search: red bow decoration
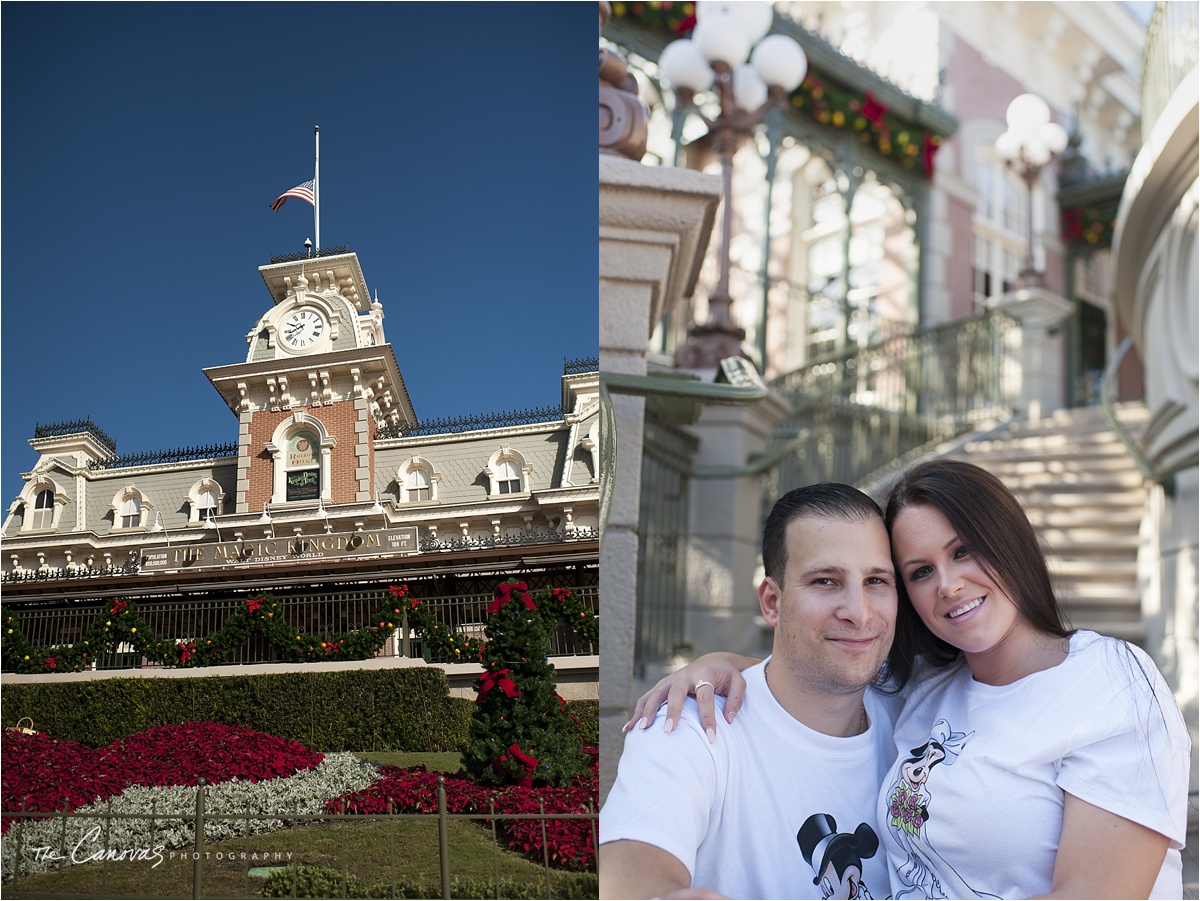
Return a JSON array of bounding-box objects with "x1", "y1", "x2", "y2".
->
[
  {"x1": 476, "y1": 669, "x2": 522, "y2": 704},
  {"x1": 389, "y1": 584, "x2": 408, "y2": 597},
  {"x1": 178, "y1": 641, "x2": 195, "y2": 664},
  {"x1": 862, "y1": 92, "x2": 889, "y2": 132},
  {"x1": 110, "y1": 600, "x2": 128, "y2": 615},
  {"x1": 487, "y1": 581, "x2": 537, "y2": 615},
  {"x1": 556, "y1": 692, "x2": 580, "y2": 723},
  {"x1": 247, "y1": 597, "x2": 264, "y2": 613},
  {"x1": 923, "y1": 133, "x2": 941, "y2": 178},
  {"x1": 508, "y1": 743, "x2": 538, "y2": 788},
  {"x1": 45, "y1": 657, "x2": 57, "y2": 671}
]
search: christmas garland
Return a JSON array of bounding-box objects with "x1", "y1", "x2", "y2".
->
[
  {"x1": 610, "y1": 3, "x2": 946, "y2": 176},
  {"x1": 1, "y1": 582, "x2": 598, "y2": 675},
  {"x1": 1061, "y1": 201, "x2": 1118, "y2": 247},
  {"x1": 398, "y1": 583, "x2": 598, "y2": 666},
  {"x1": 0, "y1": 588, "x2": 413, "y2": 674}
]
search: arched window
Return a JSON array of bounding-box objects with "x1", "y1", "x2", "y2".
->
[
  {"x1": 496, "y1": 460, "x2": 521, "y2": 495},
  {"x1": 264, "y1": 413, "x2": 336, "y2": 507},
  {"x1": 186, "y1": 479, "x2": 226, "y2": 525},
  {"x1": 485, "y1": 448, "x2": 531, "y2": 498},
  {"x1": 31, "y1": 489, "x2": 54, "y2": 530},
  {"x1": 109, "y1": 485, "x2": 154, "y2": 532},
  {"x1": 285, "y1": 429, "x2": 322, "y2": 502},
  {"x1": 397, "y1": 456, "x2": 440, "y2": 504},
  {"x1": 406, "y1": 468, "x2": 431, "y2": 502},
  {"x1": 120, "y1": 496, "x2": 142, "y2": 529},
  {"x1": 19, "y1": 477, "x2": 68, "y2": 534}
]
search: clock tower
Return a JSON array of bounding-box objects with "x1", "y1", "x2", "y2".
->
[{"x1": 203, "y1": 250, "x2": 415, "y2": 515}]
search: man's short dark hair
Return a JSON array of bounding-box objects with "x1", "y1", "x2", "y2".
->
[{"x1": 762, "y1": 483, "x2": 884, "y2": 583}]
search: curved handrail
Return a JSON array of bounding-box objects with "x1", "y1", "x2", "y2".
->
[{"x1": 1097, "y1": 336, "x2": 1200, "y2": 494}]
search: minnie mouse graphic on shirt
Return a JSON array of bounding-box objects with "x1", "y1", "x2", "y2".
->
[{"x1": 886, "y1": 719, "x2": 999, "y2": 900}]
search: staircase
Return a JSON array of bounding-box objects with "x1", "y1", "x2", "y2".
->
[{"x1": 943, "y1": 402, "x2": 1150, "y2": 644}]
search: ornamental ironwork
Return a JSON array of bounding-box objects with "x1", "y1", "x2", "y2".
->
[
  {"x1": 33, "y1": 419, "x2": 118, "y2": 454},
  {"x1": 87, "y1": 443, "x2": 239, "y2": 470},
  {"x1": 419, "y1": 526, "x2": 599, "y2": 553},
  {"x1": 563, "y1": 356, "x2": 599, "y2": 375},
  {"x1": 377, "y1": 405, "x2": 566, "y2": 439},
  {"x1": 1, "y1": 559, "x2": 139, "y2": 584},
  {"x1": 268, "y1": 244, "x2": 352, "y2": 265}
]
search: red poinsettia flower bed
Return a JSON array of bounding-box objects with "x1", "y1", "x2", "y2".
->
[
  {"x1": 2, "y1": 722, "x2": 324, "y2": 833},
  {"x1": 325, "y1": 745, "x2": 599, "y2": 871}
]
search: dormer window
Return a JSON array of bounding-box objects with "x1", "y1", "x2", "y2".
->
[
  {"x1": 109, "y1": 486, "x2": 153, "y2": 532},
  {"x1": 19, "y1": 477, "x2": 69, "y2": 534},
  {"x1": 398, "y1": 456, "x2": 440, "y2": 504},
  {"x1": 119, "y1": 497, "x2": 142, "y2": 529},
  {"x1": 485, "y1": 448, "x2": 531, "y2": 498},
  {"x1": 406, "y1": 469, "x2": 432, "y2": 502},
  {"x1": 186, "y1": 479, "x2": 226, "y2": 525},
  {"x1": 196, "y1": 489, "x2": 219, "y2": 521},
  {"x1": 496, "y1": 460, "x2": 521, "y2": 494},
  {"x1": 31, "y1": 489, "x2": 54, "y2": 530}
]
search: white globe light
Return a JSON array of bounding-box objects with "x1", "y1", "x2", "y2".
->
[
  {"x1": 697, "y1": 0, "x2": 774, "y2": 44},
  {"x1": 994, "y1": 130, "x2": 1022, "y2": 162},
  {"x1": 733, "y1": 64, "x2": 769, "y2": 112},
  {"x1": 692, "y1": 12, "x2": 752, "y2": 66},
  {"x1": 1025, "y1": 142, "x2": 1052, "y2": 167},
  {"x1": 751, "y1": 33, "x2": 807, "y2": 91},
  {"x1": 1005, "y1": 93, "x2": 1050, "y2": 137},
  {"x1": 1040, "y1": 121, "x2": 1068, "y2": 154},
  {"x1": 659, "y1": 39, "x2": 715, "y2": 92}
]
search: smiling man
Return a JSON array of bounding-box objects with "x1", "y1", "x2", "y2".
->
[{"x1": 599, "y1": 484, "x2": 901, "y2": 900}]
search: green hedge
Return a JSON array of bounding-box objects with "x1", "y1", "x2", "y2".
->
[
  {"x1": 1, "y1": 668, "x2": 466, "y2": 751},
  {"x1": 0, "y1": 671, "x2": 599, "y2": 752},
  {"x1": 261, "y1": 866, "x2": 598, "y2": 899}
]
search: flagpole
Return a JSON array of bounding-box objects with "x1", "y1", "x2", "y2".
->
[{"x1": 314, "y1": 125, "x2": 320, "y2": 251}]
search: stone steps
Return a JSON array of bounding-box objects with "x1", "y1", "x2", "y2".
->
[{"x1": 944, "y1": 403, "x2": 1149, "y2": 644}]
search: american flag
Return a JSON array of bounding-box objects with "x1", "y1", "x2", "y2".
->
[{"x1": 270, "y1": 179, "x2": 315, "y2": 211}]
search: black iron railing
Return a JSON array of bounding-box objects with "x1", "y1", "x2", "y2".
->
[
  {"x1": 762, "y1": 308, "x2": 1021, "y2": 504},
  {"x1": 33, "y1": 419, "x2": 118, "y2": 455},
  {"x1": 563, "y1": 356, "x2": 599, "y2": 375},
  {"x1": 2, "y1": 585, "x2": 598, "y2": 671},
  {"x1": 87, "y1": 443, "x2": 239, "y2": 471},
  {"x1": 377, "y1": 405, "x2": 567, "y2": 439},
  {"x1": 268, "y1": 245, "x2": 352, "y2": 265}
]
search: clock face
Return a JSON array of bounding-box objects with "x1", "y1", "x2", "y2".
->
[{"x1": 280, "y1": 309, "x2": 325, "y2": 350}]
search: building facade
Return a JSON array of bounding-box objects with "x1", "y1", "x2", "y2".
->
[{"x1": 2, "y1": 250, "x2": 599, "y2": 679}]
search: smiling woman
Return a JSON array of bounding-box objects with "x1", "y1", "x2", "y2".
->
[{"x1": 630, "y1": 460, "x2": 1190, "y2": 900}]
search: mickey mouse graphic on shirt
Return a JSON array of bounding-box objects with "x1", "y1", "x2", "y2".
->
[
  {"x1": 798, "y1": 812, "x2": 879, "y2": 900},
  {"x1": 886, "y1": 718, "x2": 1000, "y2": 899}
]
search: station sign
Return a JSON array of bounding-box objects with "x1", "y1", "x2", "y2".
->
[{"x1": 139, "y1": 527, "x2": 420, "y2": 573}]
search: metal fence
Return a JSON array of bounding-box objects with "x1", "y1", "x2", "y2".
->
[
  {"x1": 4, "y1": 585, "x2": 599, "y2": 671},
  {"x1": 634, "y1": 421, "x2": 697, "y2": 680},
  {"x1": 763, "y1": 308, "x2": 1020, "y2": 495},
  {"x1": 2, "y1": 778, "x2": 598, "y2": 899}
]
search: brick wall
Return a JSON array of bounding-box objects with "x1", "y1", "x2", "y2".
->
[{"x1": 244, "y1": 400, "x2": 370, "y2": 509}]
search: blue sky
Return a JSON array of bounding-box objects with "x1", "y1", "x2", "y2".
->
[{"x1": 1, "y1": 3, "x2": 597, "y2": 503}]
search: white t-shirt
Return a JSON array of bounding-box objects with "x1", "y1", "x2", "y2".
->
[
  {"x1": 601, "y1": 660, "x2": 900, "y2": 900},
  {"x1": 878, "y1": 630, "x2": 1190, "y2": 899}
]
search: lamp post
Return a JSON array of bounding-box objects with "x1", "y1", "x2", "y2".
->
[
  {"x1": 994, "y1": 93, "x2": 1069, "y2": 289},
  {"x1": 659, "y1": 1, "x2": 808, "y2": 369}
]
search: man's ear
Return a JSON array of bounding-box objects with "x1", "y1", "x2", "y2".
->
[{"x1": 758, "y1": 575, "x2": 782, "y2": 627}]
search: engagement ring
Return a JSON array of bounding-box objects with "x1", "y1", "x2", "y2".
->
[{"x1": 694, "y1": 679, "x2": 714, "y2": 692}]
